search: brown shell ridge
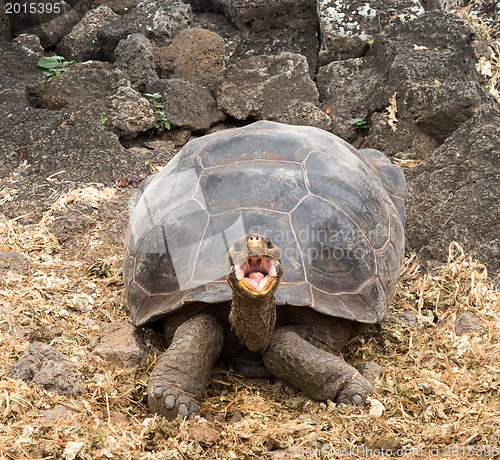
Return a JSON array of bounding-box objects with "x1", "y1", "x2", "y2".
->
[
  {"x1": 300, "y1": 150, "x2": 314, "y2": 193},
  {"x1": 287, "y1": 211, "x2": 310, "y2": 286},
  {"x1": 311, "y1": 274, "x2": 378, "y2": 297},
  {"x1": 208, "y1": 206, "x2": 291, "y2": 217},
  {"x1": 300, "y1": 130, "x2": 355, "y2": 159},
  {"x1": 198, "y1": 125, "x2": 300, "y2": 167},
  {"x1": 200, "y1": 158, "x2": 302, "y2": 170},
  {"x1": 186, "y1": 208, "x2": 212, "y2": 287},
  {"x1": 373, "y1": 201, "x2": 393, "y2": 255}
]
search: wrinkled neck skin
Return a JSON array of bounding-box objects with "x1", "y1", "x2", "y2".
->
[{"x1": 229, "y1": 292, "x2": 276, "y2": 354}]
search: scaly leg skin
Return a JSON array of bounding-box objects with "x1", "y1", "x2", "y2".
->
[
  {"x1": 263, "y1": 327, "x2": 373, "y2": 405},
  {"x1": 147, "y1": 313, "x2": 223, "y2": 420}
]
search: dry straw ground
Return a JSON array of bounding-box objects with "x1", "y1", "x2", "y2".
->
[{"x1": 0, "y1": 182, "x2": 499, "y2": 460}]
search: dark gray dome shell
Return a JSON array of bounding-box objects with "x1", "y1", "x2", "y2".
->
[{"x1": 124, "y1": 121, "x2": 406, "y2": 327}]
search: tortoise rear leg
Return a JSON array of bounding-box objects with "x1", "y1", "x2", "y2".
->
[
  {"x1": 148, "y1": 313, "x2": 223, "y2": 420},
  {"x1": 263, "y1": 326, "x2": 373, "y2": 405}
]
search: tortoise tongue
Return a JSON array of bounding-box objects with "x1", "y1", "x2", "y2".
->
[
  {"x1": 245, "y1": 272, "x2": 269, "y2": 291},
  {"x1": 248, "y1": 272, "x2": 265, "y2": 282}
]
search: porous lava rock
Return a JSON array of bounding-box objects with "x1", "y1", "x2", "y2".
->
[
  {"x1": 317, "y1": 0, "x2": 424, "y2": 64},
  {"x1": 57, "y1": 6, "x2": 119, "y2": 61},
  {"x1": 94, "y1": 321, "x2": 147, "y2": 367},
  {"x1": 114, "y1": 33, "x2": 159, "y2": 91},
  {"x1": 216, "y1": 52, "x2": 319, "y2": 120},
  {"x1": 9, "y1": 342, "x2": 85, "y2": 396},
  {"x1": 405, "y1": 102, "x2": 500, "y2": 275},
  {"x1": 161, "y1": 28, "x2": 224, "y2": 90},
  {"x1": 150, "y1": 78, "x2": 226, "y2": 131}
]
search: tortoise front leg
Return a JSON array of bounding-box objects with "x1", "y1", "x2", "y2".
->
[
  {"x1": 148, "y1": 313, "x2": 223, "y2": 420},
  {"x1": 263, "y1": 326, "x2": 373, "y2": 405}
]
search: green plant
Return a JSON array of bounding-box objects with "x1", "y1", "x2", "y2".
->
[
  {"x1": 99, "y1": 112, "x2": 107, "y2": 127},
  {"x1": 351, "y1": 117, "x2": 368, "y2": 130},
  {"x1": 145, "y1": 92, "x2": 171, "y2": 131},
  {"x1": 37, "y1": 56, "x2": 76, "y2": 79}
]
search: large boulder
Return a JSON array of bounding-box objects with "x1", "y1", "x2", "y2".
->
[
  {"x1": 0, "y1": 40, "x2": 44, "y2": 104},
  {"x1": 365, "y1": 11, "x2": 490, "y2": 157},
  {"x1": 317, "y1": 56, "x2": 381, "y2": 120},
  {"x1": 399, "y1": 80, "x2": 492, "y2": 142},
  {"x1": 115, "y1": 33, "x2": 159, "y2": 91},
  {"x1": 107, "y1": 86, "x2": 157, "y2": 139},
  {"x1": 216, "y1": 52, "x2": 319, "y2": 120},
  {"x1": 31, "y1": 61, "x2": 128, "y2": 121},
  {"x1": 370, "y1": 10, "x2": 485, "y2": 104},
  {"x1": 160, "y1": 28, "x2": 224, "y2": 90},
  {"x1": 316, "y1": 10, "x2": 491, "y2": 159},
  {"x1": 149, "y1": 78, "x2": 226, "y2": 131},
  {"x1": 56, "y1": 6, "x2": 119, "y2": 61},
  {"x1": 8, "y1": 0, "x2": 73, "y2": 36},
  {"x1": 406, "y1": 102, "x2": 500, "y2": 276},
  {"x1": 277, "y1": 101, "x2": 332, "y2": 131},
  {"x1": 317, "y1": 0, "x2": 425, "y2": 64},
  {"x1": 191, "y1": 8, "x2": 319, "y2": 77},
  {"x1": 22, "y1": 8, "x2": 81, "y2": 48}
]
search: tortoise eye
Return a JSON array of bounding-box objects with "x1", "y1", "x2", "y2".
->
[{"x1": 266, "y1": 241, "x2": 273, "y2": 249}]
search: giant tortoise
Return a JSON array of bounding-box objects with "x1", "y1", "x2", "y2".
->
[{"x1": 123, "y1": 121, "x2": 406, "y2": 419}]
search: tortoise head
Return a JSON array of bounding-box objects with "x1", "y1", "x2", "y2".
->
[
  {"x1": 226, "y1": 234, "x2": 283, "y2": 353},
  {"x1": 226, "y1": 234, "x2": 283, "y2": 299}
]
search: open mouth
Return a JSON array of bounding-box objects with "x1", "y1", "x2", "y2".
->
[{"x1": 234, "y1": 256, "x2": 278, "y2": 292}]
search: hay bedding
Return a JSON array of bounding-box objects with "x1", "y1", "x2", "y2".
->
[{"x1": 0, "y1": 183, "x2": 498, "y2": 460}]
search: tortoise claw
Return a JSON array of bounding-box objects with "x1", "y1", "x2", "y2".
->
[
  {"x1": 148, "y1": 384, "x2": 200, "y2": 420},
  {"x1": 335, "y1": 373, "x2": 373, "y2": 406}
]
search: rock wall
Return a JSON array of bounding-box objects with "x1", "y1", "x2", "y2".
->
[{"x1": 0, "y1": 0, "x2": 498, "y2": 276}]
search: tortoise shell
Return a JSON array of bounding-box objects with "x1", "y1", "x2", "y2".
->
[{"x1": 124, "y1": 121, "x2": 406, "y2": 327}]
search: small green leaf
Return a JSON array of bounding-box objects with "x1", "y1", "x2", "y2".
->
[
  {"x1": 351, "y1": 117, "x2": 368, "y2": 130},
  {"x1": 145, "y1": 92, "x2": 162, "y2": 101},
  {"x1": 37, "y1": 56, "x2": 64, "y2": 69}
]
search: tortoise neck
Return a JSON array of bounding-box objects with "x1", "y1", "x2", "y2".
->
[{"x1": 229, "y1": 293, "x2": 276, "y2": 353}]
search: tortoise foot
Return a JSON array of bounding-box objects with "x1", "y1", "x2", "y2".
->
[
  {"x1": 264, "y1": 327, "x2": 375, "y2": 404},
  {"x1": 147, "y1": 313, "x2": 223, "y2": 420},
  {"x1": 148, "y1": 382, "x2": 200, "y2": 420},
  {"x1": 335, "y1": 372, "x2": 373, "y2": 406}
]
